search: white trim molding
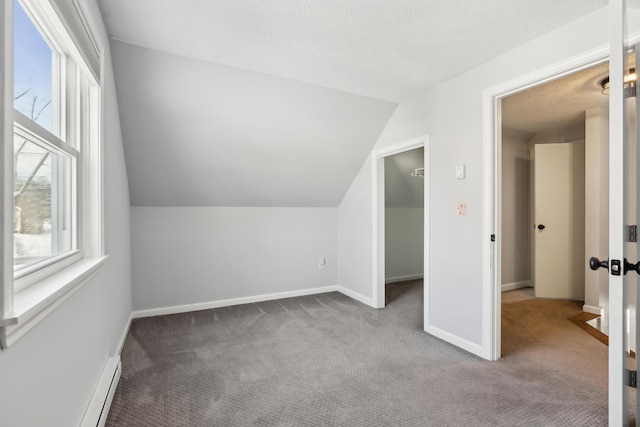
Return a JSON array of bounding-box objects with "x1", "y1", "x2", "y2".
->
[
  {"x1": 386, "y1": 274, "x2": 424, "y2": 284},
  {"x1": 116, "y1": 313, "x2": 132, "y2": 355},
  {"x1": 482, "y1": 43, "x2": 620, "y2": 361},
  {"x1": 583, "y1": 304, "x2": 604, "y2": 316},
  {"x1": 131, "y1": 286, "x2": 380, "y2": 320},
  {"x1": 371, "y1": 135, "x2": 429, "y2": 312},
  {"x1": 425, "y1": 325, "x2": 484, "y2": 356},
  {"x1": 132, "y1": 286, "x2": 341, "y2": 319},
  {"x1": 0, "y1": 0, "x2": 14, "y2": 327},
  {"x1": 501, "y1": 281, "x2": 531, "y2": 292},
  {"x1": 337, "y1": 285, "x2": 374, "y2": 307},
  {"x1": 0, "y1": 0, "x2": 105, "y2": 349},
  {"x1": 0, "y1": 256, "x2": 106, "y2": 347}
]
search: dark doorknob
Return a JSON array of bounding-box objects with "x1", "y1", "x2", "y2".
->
[
  {"x1": 624, "y1": 259, "x2": 640, "y2": 275},
  {"x1": 537, "y1": 224, "x2": 546, "y2": 230},
  {"x1": 589, "y1": 257, "x2": 609, "y2": 271}
]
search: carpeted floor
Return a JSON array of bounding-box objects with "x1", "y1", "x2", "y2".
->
[{"x1": 107, "y1": 281, "x2": 613, "y2": 426}]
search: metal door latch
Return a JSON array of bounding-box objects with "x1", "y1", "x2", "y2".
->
[
  {"x1": 628, "y1": 370, "x2": 637, "y2": 388},
  {"x1": 611, "y1": 259, "x2": 622, "y2": 276}
]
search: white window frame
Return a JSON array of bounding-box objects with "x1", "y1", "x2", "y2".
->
[
  {"x1": 13, "y1": 110, "x2": 81, "y2": 291},
  {"x1": 0, "y1": 0, "x2": 105, "y2": 348}
]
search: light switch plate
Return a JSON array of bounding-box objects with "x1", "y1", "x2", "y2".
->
[{"x1": 456, "y1": 164, "x2": 466, "y2": 179}]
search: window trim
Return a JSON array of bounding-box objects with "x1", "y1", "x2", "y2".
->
[
  {"x1": 14, "y1": 110, "x2": 79, "y2": 158},
  {"x1": 13, "y1": 111, "x2": 80, "y2": 286},
  {"x1": 0, "y1": 0, "x2": 105, "y2": 349}
]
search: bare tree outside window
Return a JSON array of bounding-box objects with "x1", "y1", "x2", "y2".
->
[{"x1": 12, "y1": 0, "x2": 63, "y2": 271}]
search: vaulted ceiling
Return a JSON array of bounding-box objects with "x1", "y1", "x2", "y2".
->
[
  {"x1": 98, "y1": 0, "x2": 608, "y2": 207},
  {"x1": 98, "y1": 0, "x2": 607, "y2": 103},
  {"x1": 110, "y1": 41, "x2": 395, "y2": 206}
]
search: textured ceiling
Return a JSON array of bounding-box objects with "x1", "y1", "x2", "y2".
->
[
  {"x1": 502, "y1": 61, "x2": 610, "y2": 134},
  {"x1": 97, "y1": 0, "x2": 607, "y2": 102}
]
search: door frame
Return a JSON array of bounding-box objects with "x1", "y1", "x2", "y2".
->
[
  {"x1": 482, "y1": 48, "x2": 610, "y2": 360},
  {"x1": 372, "y1": 135, "x2": 429, "y2": 311}
]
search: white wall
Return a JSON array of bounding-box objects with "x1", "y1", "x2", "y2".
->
[
  {"x1": 338, "y1": 158, "x2": 374, "y2": 299},
  {"x1": 338, "y1": 6, "x2": 611, "y2": 352},
  {"x1": 501, "y1": 128, "x2": 531, "y2": 287},
  {"x1": 385, "y1": 208, "x2": 424, "y2": 281},
  {"x1": 0, "y1": 1, "x2": 132, "y2": 426},
  {"x1": 132, "y1": 207, "x2": 337, "y2": 311}
]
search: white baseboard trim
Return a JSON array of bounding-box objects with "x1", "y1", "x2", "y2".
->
[
  {"x1": 425, "y1": 324, "x2": 484, "y2": 358},
  {"x1": 583, "y1": 304, "x2": 604, "y2": 316},
  {"x1": 116, "y1": 313, "x2": 132, "y2": 355},
  {"x1": 80, "y1": 356, "x2": 121, "y2": 427},
  {"x1": 385, "y1": 274, "x2": 424, "y2": 284},
  {"x1": 132, "y1": 285, "x2": 340, "y2": 319},
  {"x1": 501, "y1": 281, "x2": 531, "y2": 292},
  {"x1": 337, "y1": 285, "x2": 375, "y2": 307}
]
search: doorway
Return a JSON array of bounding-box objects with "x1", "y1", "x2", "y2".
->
[
  {"x1": 384, "y1": 148, "x2": 425, "y2": 305},
  {"x1": 483, "y1": 52, "x2": 612, "y2": 360},
  {"x1": 499, "y1": 60, "x2": 610, "y2": 352},
  {"x1": 372, "y1": 135, "x2": 429, "y2": 317}
]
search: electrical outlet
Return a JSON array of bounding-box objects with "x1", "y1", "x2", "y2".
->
[
  {"x1": 457, "y1": 201, "x2": 467, "y2": 216},
  {"x1": 318, "y1": 257, "x2": 326, "y2": 269}
]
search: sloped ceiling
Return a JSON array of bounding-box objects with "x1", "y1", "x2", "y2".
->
[
  {"x1": 111, "y1": 41, "x2": 396, "y2": 206},
  {"x1": 99, "y1": 0, "x2": 608, "y2": 207},
  {"x1": 98, "y1": 0, "x2": 607, "y2": 103}
]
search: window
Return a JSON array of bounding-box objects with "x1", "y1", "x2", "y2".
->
[
  {"x1": 12, "y1": 0, "x2": 80, "y2": 289},
  {"x1": 0, "y1": 0, "x2": 104, "y2": 347}
]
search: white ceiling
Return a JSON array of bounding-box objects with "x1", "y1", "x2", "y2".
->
[
  {"x1": 98, "y1": 1, "x2": 610, "y2": 207},
  {"x1": 502, "y1": 61, "x2": 610, "y2": 134},
  {"x1": 98, "y1": 0, "x2": 607, "y2": 103}
]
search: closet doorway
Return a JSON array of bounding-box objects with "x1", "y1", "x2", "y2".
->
[
  {"x1": 372, "y1": 135, "x2": 429, "y2": 317},
  {"x1": 384, "y1": 147, "x2": 425, "y2": 308}
]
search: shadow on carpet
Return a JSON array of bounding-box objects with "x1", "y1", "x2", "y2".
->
[{"x1": 107, "y1": 282, "x2": 615, "y2": 426}]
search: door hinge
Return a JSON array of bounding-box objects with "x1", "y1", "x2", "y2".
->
[
  {"x1": 628, "y1": 225, "x2": 637, "y2": 243},
  {"x1": 490, "y1": 234, "x2": 495, "y2": 242},
  {"x1": 625, "y1": 85, "x2": 637, "y2": 99},
  {"x1": 628, "y1": 369, "x2": 637, "y2": 388}
]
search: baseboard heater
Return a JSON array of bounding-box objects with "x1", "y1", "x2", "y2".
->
[{"x1": 80, "y1": 356, "x2": 121, "y2": 427}]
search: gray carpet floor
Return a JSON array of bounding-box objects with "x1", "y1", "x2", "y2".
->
[{"x1": 107, "y1": 281, "x2": 614, "y2": 426}]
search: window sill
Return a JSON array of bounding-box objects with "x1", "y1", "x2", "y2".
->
[{"x1": 0, "y1": 256, "x2": 108, "y2": 348}]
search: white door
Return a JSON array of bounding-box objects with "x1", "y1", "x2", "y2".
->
[
  {"x1": 534, "y1": 142, "x2": 585, "y2": 299},
  {"x1": 605, "y1": 1, "x2": 639, "y2": 423}
]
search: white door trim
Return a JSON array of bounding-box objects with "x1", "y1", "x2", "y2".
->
[
  {"x1": 372, "y1": 135, "x2": 429, "y2": 310},
  {"x1": 482, "y1": 46, "x2": 610, "y2": 361}
]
